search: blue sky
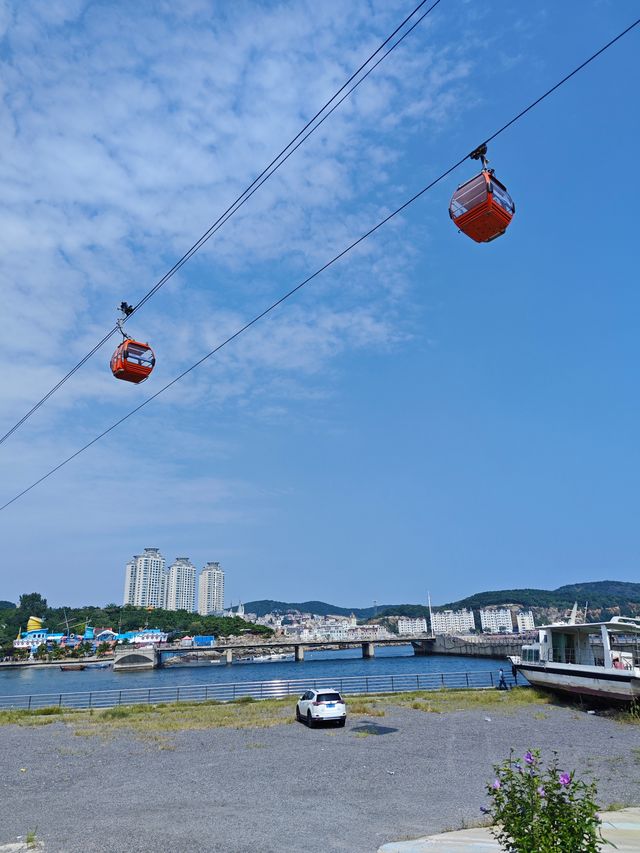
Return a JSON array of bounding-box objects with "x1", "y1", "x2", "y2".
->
[{"x1": 0, "y1": 0, "x2": 638, "y2": 609}]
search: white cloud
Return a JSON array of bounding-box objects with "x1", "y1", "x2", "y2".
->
[{"x1": 0, "y1": 0, "x2": 487, "y2": 530}]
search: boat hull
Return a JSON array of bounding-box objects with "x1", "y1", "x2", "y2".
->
[{"x1": 518, "y1": 663, "x2": 640, "y2": 702}]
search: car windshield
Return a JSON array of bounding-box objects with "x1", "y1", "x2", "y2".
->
[{"x1": 317, "y1": 693, "x2": 342, "y2": 703}]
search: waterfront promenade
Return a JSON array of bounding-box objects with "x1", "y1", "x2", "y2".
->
[{"x1": 1, "y1": 693, "x2": 639, "y2": 852}]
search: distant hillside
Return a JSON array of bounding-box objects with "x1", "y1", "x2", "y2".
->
[
  {"x1": 244, "y1": 600, "x2": 383, "y2": 619},
  {"x1": 246, "y1": 581, "x2": 640, "y2": 623},
  {"x1": 439, "y1": 581, "x2": 640, "y2": 613}
]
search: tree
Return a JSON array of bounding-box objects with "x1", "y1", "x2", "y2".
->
[
  {"x1": 18, "y1": 593, "x2": 48, "y2": 616},
  {"x1": 34, "y1": 643, "x2": 48, "y2": 660}
]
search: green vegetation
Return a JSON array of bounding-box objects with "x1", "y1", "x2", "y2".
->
[
  {"x1": 438, "y1": 580, "x2": 640, "y2": 619},
  {"x1": 0, "y1": 592, "x2": 273, "y2": 655},
  {"x1": 25, "y1": 828, "x2": 38, "y2": 849},
  {"x1": 485, "y1": 749, "x2": 604, "y2": 853},
  {"x1": 244, "y1": 599, "x2": 377, "y2": 618}
]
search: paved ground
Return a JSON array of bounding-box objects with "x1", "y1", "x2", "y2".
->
[
  {"x1": 1, "y1": 701, "x2": 640, "y2": 853},
  {"x1": 378, "y1": 808, "x2": 640, "y2": 852}
]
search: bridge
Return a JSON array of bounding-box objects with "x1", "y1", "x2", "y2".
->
[
  {"x1": 112, "y1": 633, "x2": 527, "y2": 671},
  {"x1": 113, "y1": 636, "x2": 436, "y2": 671}
]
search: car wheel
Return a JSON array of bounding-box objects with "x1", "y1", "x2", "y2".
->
[
  {"x1": 307, "y1": 710, "x2": 315, "y2": 728},
  {"x1": 337, "y1": 718, "x2": 346, "y2": 727},
  {"x1": 295, "y1": 705, "x2": 302, "y2": 722}
]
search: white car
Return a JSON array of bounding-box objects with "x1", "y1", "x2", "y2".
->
[{"x1": 296, "y1": 689, "x2": 346, "y2": 727}]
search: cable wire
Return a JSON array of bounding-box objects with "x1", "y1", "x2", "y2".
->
[
  {"x1": 1, "y1": 16, "x2": 638, "y2": 514},
  {"x1": 0, "y1": 0, "x2": 442, "y2": 448}
]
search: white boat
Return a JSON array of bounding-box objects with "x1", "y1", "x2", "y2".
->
[
  {"x1": 511, "y1": 615, "x2": 640, "y2": 703},
  {"x1": 246, "y1": 652, "x2": 294, "y2": 663}
]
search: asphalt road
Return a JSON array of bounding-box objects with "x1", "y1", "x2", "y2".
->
[{"x1": 2, "y1": 701, "x2": 640, "y2": 852}]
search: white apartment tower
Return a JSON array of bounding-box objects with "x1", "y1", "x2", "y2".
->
[
  {"x1": 123, "y1": 547, "x2": 167, "y2": 608},
  {"x1": 431, "y1": 608, "x2": 476, "y2": 635},
  {"x1": 480, "y1": 607, "x2": 513, "y2": 634},
  {"x1": 516, "y1": 610, "x2": 536, "y2": 632},
  {"x1": 198, "y1": 562, "x2": 225, "y2": 615},
  {"x1": 397, "y1": 617, "x2": 428, "y2": 635},
  {"x1": 166, "y1": 557, "x2": 197, "y2": 612}
]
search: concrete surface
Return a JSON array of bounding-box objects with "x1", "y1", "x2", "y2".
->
[{"x1": 378, "y1": 807, "x2": 640, "y2": 851}]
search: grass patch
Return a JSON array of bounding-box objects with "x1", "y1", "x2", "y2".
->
[
  {"x1": 25, "y1": 828, "x2": 37, "y2": 849},
  {"x1": 386, "y1": 686, "x2": 552, "y2": 714},
  {"x1": 347, "y1": 700, "x2": 386, "y2": 717},
  {"x1": 0, "y1": 686, "x2": 555, "y2": 735},
  {"x1": 604, "y1": 801, "x2": 634, "y2": 812}
]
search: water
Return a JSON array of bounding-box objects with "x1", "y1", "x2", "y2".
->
[{"x1": 0, "y1": 645, "x2": 510, "y2": 698}]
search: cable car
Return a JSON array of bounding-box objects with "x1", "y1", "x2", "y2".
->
[
  {"x1": 449, "y1": 144, "x2": 515, "y2": 243},
  {"x1": 110, "y1": 338, "x2": 155, "y2": 383},
  {"x1": 110, "y1": 301, "x2": 155, "y2": 383}
]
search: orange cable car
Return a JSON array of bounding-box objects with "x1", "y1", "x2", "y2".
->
[
  {"x1": 449, "y1": 144, "x2": 515, "y2": 243},
  {"x1": 110, "y1": 302, "x2": 155, "y2": 383}
]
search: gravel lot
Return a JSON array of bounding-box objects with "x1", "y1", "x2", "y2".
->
[{"x1": 1, "y1": 700, "x2": 640, "y2": 853}]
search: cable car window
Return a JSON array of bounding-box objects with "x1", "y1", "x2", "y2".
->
[
  {"x1": 125, "y1": 345, "x2": 154, "y2": 366},
  {"x1": 449, "y1": 173, "x2": 488, "y2": 218},
  {"x1": 490, "y1": 181, "x2": 515, "y2": 214}
]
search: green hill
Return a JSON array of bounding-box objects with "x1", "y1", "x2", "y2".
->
[
  {"x1": 246, "y1": 581, "x2": 640, "y2": 623},
  {"x1": 439, "y1": 580, "x2": 640, "y2": 612},
  {"x1": 244, "y1": 600, "x2": 381, "y2": 619}
]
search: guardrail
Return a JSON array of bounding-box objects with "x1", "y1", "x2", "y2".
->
[{"x1": 0, "y1": 669, "x2": 519, "y2": 711}]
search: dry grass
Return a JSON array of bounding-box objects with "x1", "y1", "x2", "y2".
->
[{"x1": 0, "y1": 687, "x2": 553, "y2": 735}]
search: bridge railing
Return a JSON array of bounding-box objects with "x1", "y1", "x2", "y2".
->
[{"x1": 0, "y1": 669, "x2": 519, "y2": 711}]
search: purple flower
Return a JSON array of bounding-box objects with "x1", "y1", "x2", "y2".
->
[
  {"x1": 524, "y1": 751, "x2": 535, "y2": 765},
  {"x1": 514, "y1": 762, "x2": 523, "y2": 773},
  {"x1": 537, "y1": 786, "x2": 546, "y2": 798},
  {"x1": 559, "y1": 772, "x2": 571, "y2": 787},
  {"x1": 492, "y1": 779, "x2": 501, "y2": 790}
]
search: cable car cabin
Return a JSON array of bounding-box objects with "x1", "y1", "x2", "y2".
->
[
  {"x1": 110, "y1": 339, "x2": 155, "y2": 383},
  {"x1": 449, "y1": 170, "x2": 515, "y2": 243}
]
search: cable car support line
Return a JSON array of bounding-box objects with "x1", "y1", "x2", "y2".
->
[
  {"x1": 0, "y1": 0, "x2": 443, "y2": 449},
  {"x1": 1, "y1": 16, "x2": 638, "y2": 515}
]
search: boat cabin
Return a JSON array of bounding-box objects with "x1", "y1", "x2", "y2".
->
[{"x1": 521, "y1": 616, "x2": 640, "y2": 671}]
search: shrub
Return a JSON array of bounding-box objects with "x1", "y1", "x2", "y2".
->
[{"x1": 484, "y1": 749, "x2": 609, "y2": 852}]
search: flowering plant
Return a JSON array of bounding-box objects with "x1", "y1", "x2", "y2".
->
[{"x1": 484, "y1": 749, "x2": 609, "y2": 852}]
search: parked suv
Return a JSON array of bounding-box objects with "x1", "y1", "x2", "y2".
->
[{"x1": 296, "y1": 689, "x2": 346, "y2": 727}]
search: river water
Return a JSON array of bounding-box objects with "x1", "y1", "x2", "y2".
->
[{"x1": 0, "y1": 645, "x2": 510, "y2": 698}]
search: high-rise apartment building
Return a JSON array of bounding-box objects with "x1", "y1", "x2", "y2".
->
[
  {"x1": 480, "y1": 607, "x2": 513, "y2": 634},
  {"x1": 198, "y1": 562, "x2": 225, "y2": 615},
  {"x1": 397, "y1": 617, "x2": 428, "y2": 635},
  {"x1": 430, "y1": 608, "x2": 476, "y2": 634},
  {"x1": 166, "y1": 557, "x2": 197, "y2": 612},
  {"x1": 123, "y1": 547, "x2": 167, "y2": 608},
  {"x1": 516, "y1": 610, "x2": 535, "y2": 632}
]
